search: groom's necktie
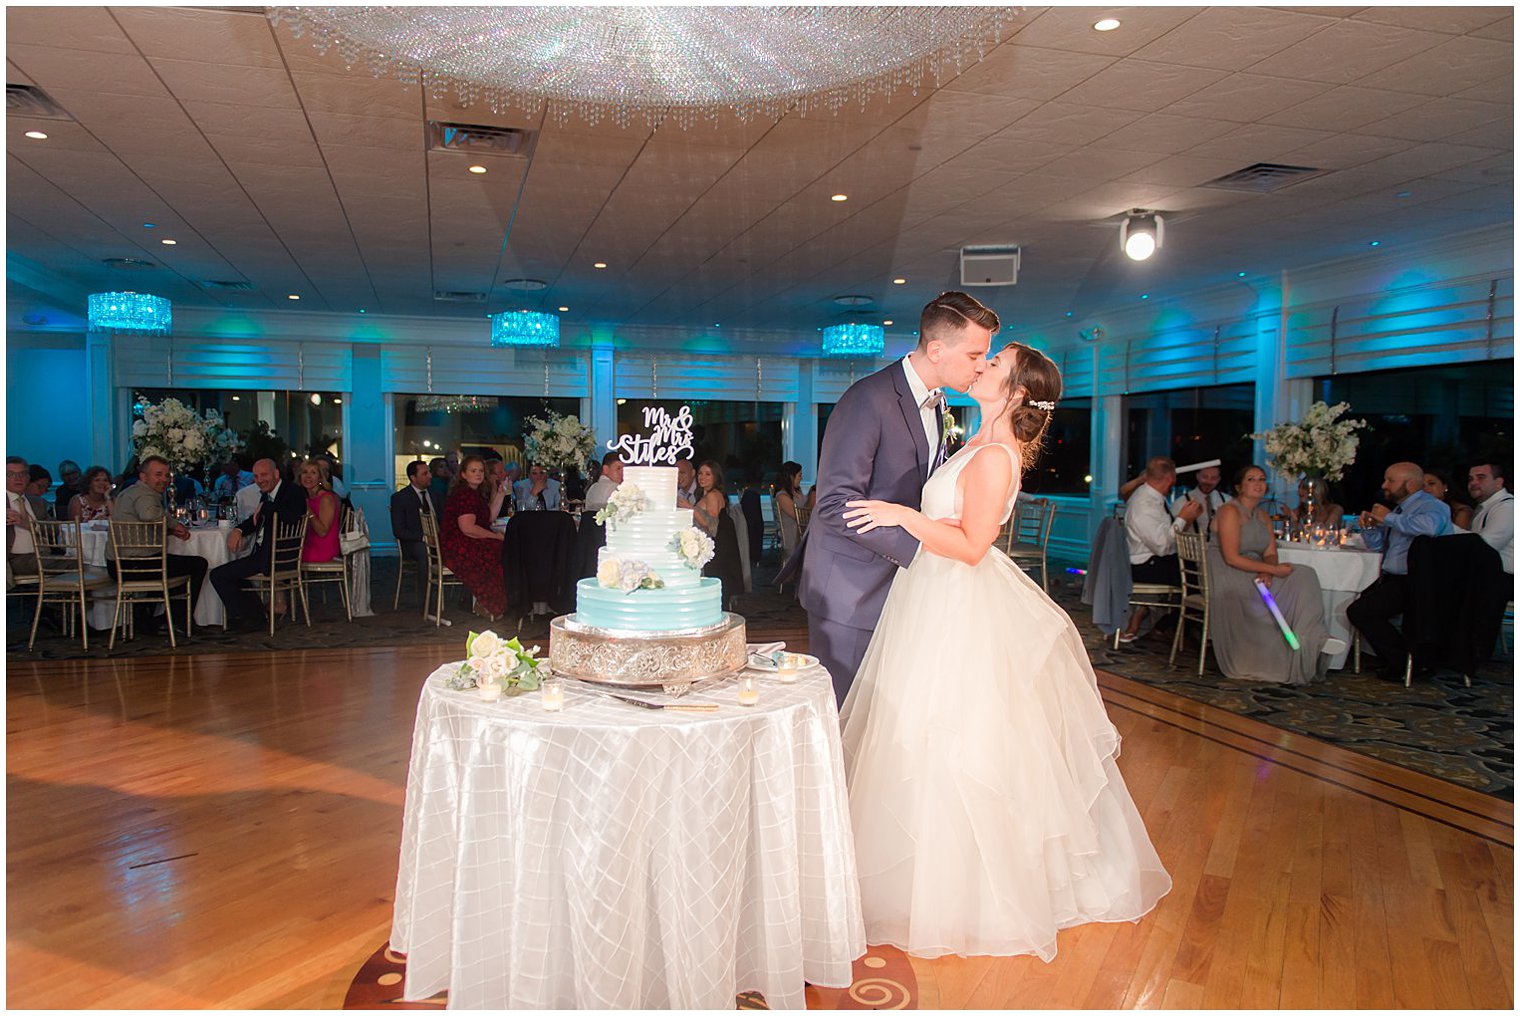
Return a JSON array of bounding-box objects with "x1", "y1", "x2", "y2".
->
[{"x1": 923, "y1": 390, "x2": 948, "y2": 472}]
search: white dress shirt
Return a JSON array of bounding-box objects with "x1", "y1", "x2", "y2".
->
[
  {"x1": 8, "y1": 490, "x2": 36, "y2": 556},
  {"x1": 1471, "y1": 488, "x2": 1514, "y2": 574},
  {"x1": 1173, "y1": 487, "x2": 1230, "y2": 539},
  {"x1": 1126, "y1": 483, "x2": 1184, "y2": 564},
  {"x1": 584, "y1": 476, "x2": 619, "y2": 511},
  {"x1": 900, "y1": 355, "x2": 941, "y2": 460},
  {"x1": 235, "y1": 481, "x2": 263, "y2": 522}
]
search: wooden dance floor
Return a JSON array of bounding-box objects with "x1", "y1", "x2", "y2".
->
[{"x1": 7, "y1": 645, "x2": 1512, "y2": 1009}]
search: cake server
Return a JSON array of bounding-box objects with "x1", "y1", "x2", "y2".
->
[{"x1": 602, "y1": 692, "x2": 719, "y2": 713}]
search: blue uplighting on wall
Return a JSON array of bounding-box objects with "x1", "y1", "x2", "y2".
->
[
  {"x1": 490, "y1": 310, "x2": 560, "y2": 348},
  {"x1": 821, "y1": 322, "x2": 884, "y2": 357},
  {"x1": 87, "y1": 292, "x2": 172, "y2": 335}
]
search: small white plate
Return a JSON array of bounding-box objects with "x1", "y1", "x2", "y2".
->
[{"x1": 746, "y1": 651, "x2": 820, "y2": 673}]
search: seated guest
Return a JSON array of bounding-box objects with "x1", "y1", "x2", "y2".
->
[
  {"x1": 1423, "y1": 470, "x2": 1473, "y2": 530},
  {"x1": 1175, "y1": 464, "x2": 1230, "y2": 539},
  {"x1": 1466, "y1": 460, "x2": 1513, "y2": 574},
  {"x1": 212, "y1": 459, "x2": 253, "y2": 501},
  {"x1": 54, "y1": 460, "x2": 85, "y2": 512},
  {"x1": 485, "y1": 458, "x2": 512, "y2": 518},
  {"x1": 693, "y1": 459, "x2": 744, "y2": 611},
  {"x1": 441, "y1": 455, "x2": 508, "y2": 621},
  {"x1": 26, "y1": 465, "x2": 53, "y2": 520},
  {"x1": 209, "y1": 458, "x2": 307, "y2": 630},
  {"x1": 109, "y1": 456, "x2": 207, "y2": 633},
  {"x1": 7, "y1": 456, "x2": 43, "y2": 576},
  {"x1": 513, "y1": 463, "x2": 561, "y2": 512},
  {"x1": 1207, "y1": 465, "x2": 1339, "y2": 684},
  {"x1": 1289, "y1": 477, "x2": 1343, "y2": 528},
  {"x1": 1347, "y1": 461, "x2": 1454, "y2": 681},
  {"x1": 390, "y1": 460, "x2": 439, "y2": 604},
  {"x1": 675, "y1": 457, "x2": 699, "y2": 509},
  {"x1": 296, "y1": 459, "x2": 341, "y2": 563},
  {"x1": 774, "y1": 461, "x2": 805, "y2": 564},
  {"x1": 68, "y1": 466, "x2": 114, "y2": 522},
  {"x1": 313, "y1": 458, "x2": 349, "y2": 510},
  {"x1": 234, "y1": 474, "x2": 263, "y2": 524},
  {"x1": 583, "y1": 452, "x2": 623, "y2": 511},
  {"x1": 428, "y1": 457, "x2": 451, "y2": 506},
  {"x1": 1119, "y1": 457, "x2": 1203, "y2": 643}
]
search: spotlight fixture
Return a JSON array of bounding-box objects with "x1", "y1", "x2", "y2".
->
[
  {"x1": 160, "y1": 238, "x2": 177, "y2": 245},
  {"x1": 288, "y1": 294, "x2": 301, "y2": 300},
  {"x1": 1093, "y1": 18, "x2": 1121, "y2": 31},
  {"x1": 892, "y1": 277, "x2": 906, "y2": 285},
  {"x1": 1120, "y1": 211, "x2": 1163, "y2": 262},
  {"x1": 593, "y1": 262, "x2": 607, "y2": 269},
  {"x1": 1368, "y1": 240, "x2": 1381, "y2": 247},
  {"x1": 24, "y1": 130, "x2": 47, "y2": 140},
  {"x1": 830, "y1": 193, "x2": 848, "y2": 202},
  {"x1": 558, "y1": 306, "x2": 569, "y2": 312},
  {"x1": 468, "y1": 164, "x2": 487, "y2": 174},
  {"x1": 882, "y1": 319, "x2": 893, "y2": 326}
]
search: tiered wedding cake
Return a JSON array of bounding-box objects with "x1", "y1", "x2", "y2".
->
[{"x1": 548, "y1": 408, "x2": 747, "y2": 689}]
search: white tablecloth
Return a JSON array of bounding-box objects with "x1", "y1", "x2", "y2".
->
[
  {"x1": 391, "y1": 662, "x2": 865, "y2": 1009},
  {"x1": 1278, "y1": 543, "x2": 1382, "y2": 668},
  {"x1": 76, "y1": 524, "x2": 240, "y2": 629}
]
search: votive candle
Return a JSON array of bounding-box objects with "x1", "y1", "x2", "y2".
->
[
  {"x1": 776, "y1": 656, "x2": 800, "y2": 683},
  {"x1": 738, "y1": 676, "x2": 759, "y2": 706},
  {"x1": 540, "y1": 678, "x2": 564, "y2": 712}
]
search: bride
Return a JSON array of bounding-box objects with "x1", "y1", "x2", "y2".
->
[{"x1": 840, "y1": 342, "x2": 1171, "y2": 961}]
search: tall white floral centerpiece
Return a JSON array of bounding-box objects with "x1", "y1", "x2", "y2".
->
[
  {"x1": 1251, "y1": 400, "x2": 1366, "y2": 516},
  {"x1": 523, "y1": 411, "x2": 596, "y2": 473},
  {"x1": 131, "y1": 397, "x2": 241, "y2": 475}
]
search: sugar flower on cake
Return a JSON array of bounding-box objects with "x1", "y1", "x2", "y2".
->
[
  {"x1": 593, "y1": 481, "x2": 649, "y2": 526},
  {"x1": 597, "y1": 555, "x2": 665, "y2": 594},
  {"x1": 446, "y1": 629, "x2": 544, "y2": 694},
  {"x1": 671, "y1": 526, "x2": 716, "y2": 569}
]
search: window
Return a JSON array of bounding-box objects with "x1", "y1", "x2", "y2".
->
[
  {"x1": 1318, "y1": 360, "x2": 1512, "y2": 511},
  {"x1": 392, "y1": 395, "x2": 580, "y2": 488},
  {"x1": 1024, "y1": 398, "x2": 1092, "y2": 496},
  {"x1": 1124, "y1": 384, "x2": 1255, "y2": 490},
  {"x1": 131, "y1": 387, "x2": 344, "y2": 477},
  {"x1": 817, "y1": 402, "x2": 835, "y2": 459},
  {"x1": 618, "y1": 400, "x2": 783, "y2": 490}
]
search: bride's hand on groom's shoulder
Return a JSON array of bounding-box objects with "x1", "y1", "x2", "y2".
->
[{"x1": 844, "y1": 499, "x2": 910, "y2": 534}]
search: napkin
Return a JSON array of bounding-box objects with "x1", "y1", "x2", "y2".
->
[{"x1": 746, "y1": 642, "x2": 786, "y2": 669}]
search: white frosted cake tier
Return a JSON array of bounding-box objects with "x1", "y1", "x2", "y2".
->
[
  {"x1": 621, "y1": 466, "x2": 677, "y2": 508},
  {"x1": 597, "y1": 545, "x2": 701, "y2": 589}
]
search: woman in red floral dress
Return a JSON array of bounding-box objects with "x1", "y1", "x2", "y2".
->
[{"x1": 441, "y1": 455, "x2": 508, "y2": 620}]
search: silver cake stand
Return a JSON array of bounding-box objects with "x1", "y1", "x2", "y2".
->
[{"x1": 548, "y1": 613, "x2": 748, "y2": 697}]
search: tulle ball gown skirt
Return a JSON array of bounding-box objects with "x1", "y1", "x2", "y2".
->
[{"x1": 840, "y1": 547, "x2": 1172, "y2": 961}]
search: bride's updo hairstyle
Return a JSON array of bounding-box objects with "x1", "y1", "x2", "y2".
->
[{"x1": 997, "y1": 342, "x2": 1063, "y2": 468}]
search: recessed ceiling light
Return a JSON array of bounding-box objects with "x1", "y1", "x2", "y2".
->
[
  {"x1": 231, "y1": 395, "x2": 240, "y2": 402},
  {"x1": 892, "y1": 278, "x2": 906, "y2": 285},
  {"x1": 558, "y1": 306, "x2": 569, "y2": 312},
  {"x1": 593, "y1": 262, "x2": 608, "y2": 269},
  {"x1": 1065, "y1": 311, "x2": 1073, "y2": 318},
  {"x1": 1395, "y1": 191, "x2": 1412, "y2": 199},
  {"x1": 1237, "y1": 271, "x2": 1247, "y2": 278},
  {"x1": 468, "y1": 164, "x2": 487, "y2": 174},
  {"x1": 24, "y1": 130, "x2": 47, "y2": 140},
  {"x1": 160, "y1": 238, "x2": 177, "y2": 245},
  {"x1": 830, "y1": 193, "x2": 848, "y2": 202},
  {"x1": 1093, "y1": 18, "x2": 1121, "y2": 31},
  {"x1": 358, "y1": 309, "x2": 366, "y2": 314},
  {"x1": 288, "y1": 294, "x2": 301, "y2": 300},
  {"x1": 334, "y1": 398, "x2": 342, "y2": 404},
  {"x1": 1369, "y1": 240, "x2": 1381, "y2": 247},
  {"x1": 1141, "y1": 293, "x2": 1150, "y2": 300},
  {"x1": 882, "y1": 319, "x2": 893, "y2": 326},
  {"x1": 142, "y1": 223, "x2": 156, "y2": 229}
]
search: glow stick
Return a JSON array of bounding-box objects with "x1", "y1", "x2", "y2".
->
[
  {"x1": 1253, "y1": 577, "x2": 1301, "y2": 650},
  {"x1": 1174, "y1": 458, "x2": 1221, "y2": 475}
]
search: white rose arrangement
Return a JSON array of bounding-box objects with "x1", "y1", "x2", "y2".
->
[
  {"x1": 670, "y1": 526, "x2": 715, "y2": 569},
  {"x1": 132, "y1": 397, "x2": 241, "y2": 473},
  {"x1": 593, "y1": 481, "x2": 649, "y2": 526},
  {"x1": 445, "y1": 629, "x2": 545, "y2": 697},
  {"x1": 523, "y1": 411, "x2": 596, "y2": 473},
  {"x1": 596, "y1": 556, "x2": 665, "y2": 594},
  {"x1": 1250, "y1": 400, "x2": 1366, "y2": 483}
]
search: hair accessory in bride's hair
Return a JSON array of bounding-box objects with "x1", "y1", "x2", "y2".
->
[{"x1": 1028, "y1": 399, "x2": 1056, "y2": 412}]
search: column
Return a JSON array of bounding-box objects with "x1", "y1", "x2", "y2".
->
[
  {"x1": 86, "y1": 331, "x2": 117, "y2": 469},
  {"x1": 588, "y1": 338, "x2": 617, "y2": 457},
  {"x1": 347, "y1": 344, "x2": 393, "y2": 551},
  {"x1": 788, "y1": 359, "x2": 818, "y2": 484}
]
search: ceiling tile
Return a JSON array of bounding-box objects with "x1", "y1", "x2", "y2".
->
[
  {"x1": 1183, "y1": 123, "x2": 1335, "y2": 161},
  {"x1": 1357, "y1": 97, "x2": 1511, "y2": 142},
  {"x1": 999, "y1": 102, "x2": 1144, "y2": 146},
  {"x1": 114, "y1": 7, "x2": 284, "y2": 68},
  {"x1": 1351, "y1": 36, "x2": 1513, "y2": 96},
  {"x1": 942, "y1": 45, "x2": 1116, "y2": 101},
  {"x1": 1264, "y1": 85, "x2": 1429, "y2": 131},
  {"x1": 1099, "y1": 112, "x2": 1240, "y2": 154},
  {"x1": 1054, "y1": 59, "x2": 1228, "y2": 113},
  {"x1": 6, "y1": 8, "x2": 137, "y2": 54},
  {"x1": 1004, "y1": 7, "x2": 1205, "y2": 56},
  {"x1": 7, "y1": 44, "x2": 169, "y2": 99},
  {"x1": 1159, "y1": 72, "x2": 1334, "y2": 123},
  {"x1": 146, "y1": 58, "x2": 301, "y2": 108},
  {"x1": 1130, "y1": 7, "x2": 1337, "y2": 70},
  {"x1": 1350, "y1": 7, "x2": 1512, "y2": 35},
  {"x1": 1246, "y1": 21, "x2": 1448, "y2": 83}
]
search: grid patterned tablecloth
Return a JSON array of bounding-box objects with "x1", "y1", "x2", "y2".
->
[
  {"x1": 390, "y1": 662, "x2": 865, "y2": 1009},
  {"x1": 1277, "y1": 543, "x2": 1382, "y2": 668}
]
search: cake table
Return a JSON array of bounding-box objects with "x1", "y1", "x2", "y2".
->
[{"x1": 390, "y1": 660, "x2": 865, "y2": 1009}]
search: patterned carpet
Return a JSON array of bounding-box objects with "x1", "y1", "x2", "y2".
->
[{"x1": 10, "y1": 553, "x2": 1512, "y2": 798}]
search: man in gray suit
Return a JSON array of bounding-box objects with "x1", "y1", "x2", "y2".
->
[
  {"x1": 109, "y1": 455, "x2": 207, "y2": 632},
  {"x1": 787, "y1": 291, "x2": 999, "y2": 703}
]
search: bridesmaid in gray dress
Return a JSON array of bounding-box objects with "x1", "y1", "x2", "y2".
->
[{"x1": 1207, "y1": 465, "x2": 1335, "y2": 684}]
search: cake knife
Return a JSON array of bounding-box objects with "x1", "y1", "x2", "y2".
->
[{"x1": 602, "y1": 692, "x2": 719, "y2": 713}]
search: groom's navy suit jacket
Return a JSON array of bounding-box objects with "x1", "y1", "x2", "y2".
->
[{"x1": 792, "y1": 360, "x2": 930, "y2": 631}]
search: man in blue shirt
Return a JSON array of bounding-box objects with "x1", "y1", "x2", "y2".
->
[{"x1": 1348, "y1": 461, "x2": 1454, "y2": 680}]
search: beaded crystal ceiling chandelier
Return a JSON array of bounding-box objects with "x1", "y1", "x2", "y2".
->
[{"x1": 269, "y1": 6, "x2": 1018, "y2": 128}]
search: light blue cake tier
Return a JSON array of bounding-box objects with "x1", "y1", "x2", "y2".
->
[{"x1": 574, "y1": 576, "x2": 723, "y2": 632}]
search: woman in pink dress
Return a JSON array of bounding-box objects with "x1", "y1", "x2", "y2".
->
[{"x1": 297, "y1": 459, "x2": 341, "y2": 563}]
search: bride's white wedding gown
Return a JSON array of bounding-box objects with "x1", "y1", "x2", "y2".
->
[{"x1": 840, "y1": 442, "x2": 1172, "y2": 960}]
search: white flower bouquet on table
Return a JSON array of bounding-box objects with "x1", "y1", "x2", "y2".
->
[
  {"x1": 445, "y1": 629, "x2": 545, "y2": 698},
  {"x1": 523, "y1": 411, "x2": 596, "y2": 473},
  {"x1": 132, "y1": 398, "x2": 242, "y2": 473},
  {"x1": 1251, "y1": 400, "x2": 1366, "y2": 483},
  {"x1": 670, "y1": 526, "x2": 715, "y2": 570},
  {"x1": 597, "y1": 556, "x2": 665, "y2": 594},
  {"x1": 593, "y1": 481, "x2": 648, "y2": 526}
]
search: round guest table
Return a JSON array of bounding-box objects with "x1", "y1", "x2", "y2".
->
[
  {"x1": 1276, "y1": 542, "x2": 1382, "y2": 669},
  {"x1": 390, "y1": 659, "x2": 865, "y2": 1009},
  {"x1": 73, "y1": 521, "x2": 243, "y2": 629}
]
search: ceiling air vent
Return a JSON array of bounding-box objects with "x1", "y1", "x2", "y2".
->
[
  {"x1": 7, "y1": 84, "x2": 72, "y2": 121},
  {"x1": 102, "y1": 257, "x2": 159, "y2": 270},
  {"x1": 427, "y1": 121, "x2": 536, "y2": 158},
  {"x1": 1203, "y1": 162, "x2": 1324, "y2": 193},
  {"x1": 434, "y1": 290, "x2": 486, "y2": 303},
  {"x1": 203, "y1": 280, "x2": 254, "y2": 292}
]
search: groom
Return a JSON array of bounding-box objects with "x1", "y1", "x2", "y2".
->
[{"x1": 788, "y1": 291, "x2": 999, "y2": 703}]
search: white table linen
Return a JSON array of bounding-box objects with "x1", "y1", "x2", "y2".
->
[
  {"x1": 76, "y1": 523, "x2": 242, "y2": 629},
  {"x1": 1277, "y1": 543, "x2": 1382, "y2": 668},
  {"x1": 391, "y1": 662, "x2": 865, "y2": 1009}
]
